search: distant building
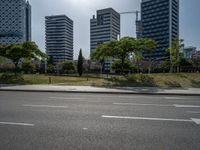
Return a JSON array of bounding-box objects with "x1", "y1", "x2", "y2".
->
[
  {"x1": 136, "y1": 20, "x2": 143, "y2": 39},
  {"x1": 90, "y1": 8, "x2": 120, "y2": 54},
  {"x1": 141, "y1": 0, "x2": 179, "y2": 59},
  {"x1": 182, "y1": 46, "x2": 197, "y2": 59},
  {"x1": 45, "y1": 15, "x2": 73, "y2": 64},
  {"x1": 90, "y1": 8, "x2": 120, "y2": 71},
  {"x1": 0, "y1": 0, "x2": 31, "y2": 45},
  {"x1": 192, "y1": 50, "x2": 200, "y2": 60}
]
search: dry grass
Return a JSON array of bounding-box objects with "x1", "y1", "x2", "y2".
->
[{"x1": 1, "y1": 73, "x2": 200, "y2": 88}]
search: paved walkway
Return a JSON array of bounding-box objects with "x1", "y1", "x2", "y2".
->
[{"x1": 0, "y1": 84, "x2": 200, "y2": 95}]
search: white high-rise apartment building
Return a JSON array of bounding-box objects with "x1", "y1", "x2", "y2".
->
[{"x1": 0, "y1": 0, "x2": 31, "y2": 45}]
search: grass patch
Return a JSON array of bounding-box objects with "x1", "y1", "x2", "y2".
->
[{"x1": 0, "y1": 73, "x2": 200, "y2": 88}]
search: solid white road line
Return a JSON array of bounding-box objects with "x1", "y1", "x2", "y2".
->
[
  {"x1": 0, "y1": 122, "x2": 34, "y2": 126},
  {"x1": 101, "y1": 115, "x2": 200, "y2": 125},
  {"x1": 188, "y1": 111, "x2": 200, "y2": 114},
  {"x1": 113, "y1": 103, "x2": 172, "y2": 107},
  {"x1": 23, "y1": 104, "x2": 68, "y2": 108},
  {"x1": 173, "y1": 104, "x2": 200, "y2": 108}
]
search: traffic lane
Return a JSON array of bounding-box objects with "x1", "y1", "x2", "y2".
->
[
  {"x1": 0, "y1": 93, "x2": 200, "y2": 122},
  {"x1": 0, "y1": 92, "x2": 200, "y2": 150},
  {"x1": 1, "y1": 91, "x2": 200, "y2": 104},
  {"x1": 0, "y1": 99, "x2": 199, "y2": 124},
  {"x1": 0, "y1": 115, "x2": 199, "y2": 150}
]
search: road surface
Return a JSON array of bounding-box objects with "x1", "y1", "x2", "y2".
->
[{"x1": 0, "y1": 91, "x2": 199, "y2": 150}]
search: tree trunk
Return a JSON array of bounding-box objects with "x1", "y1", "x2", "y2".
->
[
  {"x1": 121, "y1": 58, "x2": 124, "y2": 75},
  {"x1": 170, "y1": 63, "x2": 174, "y2": 73},
  {"x1": 14, "y1": 62, "x2": 18, "y2": 76}
]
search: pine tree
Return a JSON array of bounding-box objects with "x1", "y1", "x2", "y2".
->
[{"x1": 77, "y1": 49, "x2": 83, "y2": 76}]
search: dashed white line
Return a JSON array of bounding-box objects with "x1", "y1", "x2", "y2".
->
[
  {"x1": 168, "y1": 100, "x2": 199, "y2": 103},
  {"x1": 173, "y1": 104, "x2": 200, "y2": 108},
  {"x1": 191, "y1": 118, "x2": 200, "y2": 125},
  {"x1": 49, "y1": 97, "x2": 83, "y2": 100},
  {"x1": 23, "y1": 104, "x2": 68, "y2": 108},
  {"x1": 164, "y1": 97, "x2": 188, "y2": 100},
  {"x1": 113, "y1": 103, "x2": 200, "y2": 108},
  {"x1": 0, "y1": 122, "x2": 34, "y2": 126},
  {"x1": 113, "y1": 103, "x2": 172, "y2": 107},
  {"x1": 101, "y1": 115, "x2": 200, "y2": 125},
  {"x1": 188, "y1": 111, "x2": 200, "y2": 114}
]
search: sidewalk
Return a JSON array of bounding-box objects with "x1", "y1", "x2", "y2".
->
[{"x1": 0, "y1": 84, "x2": 200, "y2": 96}]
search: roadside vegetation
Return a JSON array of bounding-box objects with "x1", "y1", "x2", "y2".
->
[
  {"x1": 0, "y1": 73, "x2": 200, "y2": 88},
  {"x1": 0, "y1": 38, "x2": 200, "y2": 88}
]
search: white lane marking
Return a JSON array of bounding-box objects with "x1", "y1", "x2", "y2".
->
[
  {"x1": 113, "y1": 103, "x2": 172, "y2": 107},
  {"x1": 168, "y1": 100, "x2": 200, "y2": 103},
  {"x1": 49, "y1": 95, "x2": 157, "y2": 100},
  {"x1": 164, "y1": 97, "x2": 188, "y2": 100},
  {"x1": 83, "y1": 128, "x2": 88, "y2": 130},
  {"x1": 0, "y1": 122, "x2": 34, "y2": 126},
  {"x1": 188, "y1": 111, "x2": 200, "y2": 114},
  {"x1": 174, "y1": 104, "x2": 200, "y2": 108},
  {"x1": 102, "y1": 115, "x2": 200, "y2": 125},
  {"x1": 49, "y1": 97, "x2": 83, "y2": 100},
  {"x1": 191, "y1": 118, "x2": 200, "y2": 125},
  {"x1": 114, "y1": 103, "x2": 200, "y2": 108},
  {"x1": 23, "y1": 104, "x2": 68, "y2": 108}
]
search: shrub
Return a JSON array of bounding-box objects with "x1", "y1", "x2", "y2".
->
[
  {"x1": 126, "y1": 74, "x2": 155, "y2": 86},
  {"x1": 0, "y1": 73, "x2": 24, "y2": 84}
]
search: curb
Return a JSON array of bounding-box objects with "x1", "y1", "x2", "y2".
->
[{"x1": 0, "y1": 89, "x2": 200, "y2": 96}]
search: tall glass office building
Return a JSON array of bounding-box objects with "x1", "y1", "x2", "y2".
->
[
  {"x1": 141, "y1": 0, "x2": 179, "y2": 59},
  {"x1": 90, "y1": 8, "x2": 120, "y2": 54},
  {"x1": 45, "y1": 15, "x2": 73, "y2": 64},
  {"x1": 0, "y1": 0, "x2": 31, "y2": 45}
]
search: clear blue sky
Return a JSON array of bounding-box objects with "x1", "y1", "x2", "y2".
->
[{"x1": 29, "y1": 0, "x2": 200, "y2": 59}]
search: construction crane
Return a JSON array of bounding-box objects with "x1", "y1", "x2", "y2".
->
[
  {"x1": 120, "y1": 11, "x2": 140, "y2": 21},
  {"x1": 120, "y1": 11, "x2": 142, "y2": 38}
]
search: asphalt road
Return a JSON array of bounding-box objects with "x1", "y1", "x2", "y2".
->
[{"x1": 0, "y1": 91, "x2": 200, "y2": 150}]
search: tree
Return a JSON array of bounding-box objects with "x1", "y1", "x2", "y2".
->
[
  {"x1": 192, "y1": 55, "x2": 200, "y2": 70},
  {"x1": 77, "y1": 49, "x2": 83, "y2": 76},
  {"x1": 47, "y1": 56, "x2": 54, "y2": 65},
  {"x1": 0, "y1": 45, "x2": 6, "y2": 56},
  {"x1": 91, "y1": 41, "x2": 115, "y2": 74},
  {"x1": 91, "y1": 37, "x2": 138, "y2": 74},
  {"x1": 138, "y1": 38, "x2": 157, "y2": 74},
  {"x1": 22, "y1": 61, "x2": 36, "y2": 74},
  {"x1": 91, "y1": 37, "x2": 157, "y2": 74},
  {"x1": 113, "y1": 37, "x2": 138, "y2": 74},
  {"x1": 0, "y1": 42, "x2": 47, "y2": 75},
  {"x1": 112, "y1": 59, "x2": 135, "y2": 73},
  {"x1": 60, "y1": 61, "x2": 75, "y2": 74},
  {"x1": 167, "y1": 39, "x2": 184, "y2": 73},
  {"x1": 47, "y1": 64, "x2": 55, "y2": 74}
]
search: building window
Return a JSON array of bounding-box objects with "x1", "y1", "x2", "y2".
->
[{"x1": 97, "y1": 15, "x2": 104, "y2": 25}]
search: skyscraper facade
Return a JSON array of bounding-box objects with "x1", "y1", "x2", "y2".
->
[
  {"x1": 45, "y1": 15, "x2": 73, "y2": 64},
  {"x1": 0, "y1": 0, "x2": 31, "y2": 45},
  {"x1": 141, "y1": 0, "x2": 179, "y2": 59},
  {"x1": 90, "y1": 8, "x2": 120, "y2": 54}
]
